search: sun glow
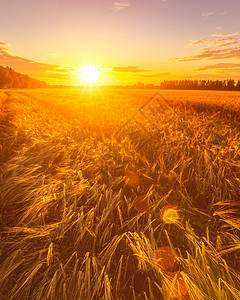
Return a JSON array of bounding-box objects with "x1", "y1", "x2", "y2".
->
[{"x1": 81, "y1": 65, "x2": 100, "y2": 83}]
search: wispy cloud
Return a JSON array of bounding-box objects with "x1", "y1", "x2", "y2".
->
[
  {"x1": 0, "y1": 44, "x2": 58, "y2": 73},
  {"x1": 0, "y1": 42, "x2": 9, "y2": 50},
  {"x1": 111, "y1": 2, "x2": 130, "y2": 11},
  {"x1": 214, "y1": 68, "x2": 240, "y2": 73},
  {"x1": 0, "y1": 41, "x2": 74, "y2": 82},
  {"x1": 195, "y1": 63, "x2": 240, "y2": 71},
  {"x1": 173, "y1": 47, "x2": 240, "y2": 62},
  {"x1": 189, "y1": 37, "x2": 240, "y2": 48},
  {"x1": 113, "y1": 66, "x2": 150, "y2": 72},
  {"x1": 212, "y1": 31, "x2": 240, "y2": 37},
  {"x1": 173, "y1": 31, "x2": 240, "y2": 62},
  {"x1": 139, "y1": 72, "x2": 171, "y2": 77},
  {"x1": 45, "y1": 53, "x2": 60, "y2": 58},
  {"x1": 202, "y1": 12, "x2": 215, "y2": 17}
]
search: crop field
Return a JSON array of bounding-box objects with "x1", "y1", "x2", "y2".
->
[{"x1": 0, "y1": 87, "x2": 240, "y2": 300}]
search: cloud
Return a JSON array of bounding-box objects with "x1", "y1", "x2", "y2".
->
[
  {"x1": 173, "y1": 47, "x2": 240, "y2": 62},
  {"x1": 195, "y1": 63, "x2": 240, "y2": 71},
  {"x1": 0, "y1": 41, "x2": 74, "y2": 82},
  {"x1": 0, "y1": 45, "x2": 58, "y2": 73},
  {"x1": 0, "y1": 42, "x2": 8, "y2": 46},
  {"x1": 212, "y1": 31, "x2": 240, "y2": 37},
  {"x1": 111, "y1": 2, "x2": 130, "y2": 11},
  {"x1": 189, "y1": 37, "x2": 240, "y2": 48},
  {"x1": 213, "y1": 68, "x2": 240, "y2": 74},
  {"x1": 173, "y1": 31, "x2": 240, "y2": 62},
  {"x1": 140, "y1": 72, "x2": 171, "y2": 77},
  {"x1": 202, "y1": 12, "x2": 215, "y2": 17},
  {"x1": 44, "y1": 71, "x2": 74, "y2": 80},
  {"x1": 0, "y1": 42, "x2": 9, "y2": 51},
  {"x1": 45, "y1": 53, "x2": 60, "y2": 58},
  {"x1": 113, "y1": 66, "x2": 150, "y2": 72}
]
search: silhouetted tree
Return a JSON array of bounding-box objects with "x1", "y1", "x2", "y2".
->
[
  {"x1": 0, "y1": 65, "x2": 47, "y2": 89},
  {"x1": 227, "y1": 79, "x2": 235, "y2": 90},
  {"x1": 236, "y1": 80, "x2": 240, "y2": 90},
  {"x1": 137, "y1": 82, "x2": 144, "y2": 89}
]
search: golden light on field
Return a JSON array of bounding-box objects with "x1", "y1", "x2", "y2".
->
[
  {"x1": 81, "y1": 65, "x2": 100, "y2": 83},
  {"x1": 163, "y1": 271, "x2": 190, "y2": 299}
]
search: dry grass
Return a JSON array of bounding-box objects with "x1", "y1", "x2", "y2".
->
[{"x1": 0, "y1": 87, "x2": 240, "y2": 299}]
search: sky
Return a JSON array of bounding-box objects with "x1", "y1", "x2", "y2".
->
[{"x1": 0, "y1": 0, "x2": 240, "y2": 85}]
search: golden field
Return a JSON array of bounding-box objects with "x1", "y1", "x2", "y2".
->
[{"x1": 0, "y1": 87, "x2": 240, "y2": 300}]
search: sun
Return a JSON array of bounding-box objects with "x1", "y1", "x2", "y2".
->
[{"x1": 81, "y1": 65, "x2": 100, "y2": 83}]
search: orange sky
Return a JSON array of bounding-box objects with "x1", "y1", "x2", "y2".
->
[{"x1": 1, "y1": 0, "x2": 240, "y2": 85}]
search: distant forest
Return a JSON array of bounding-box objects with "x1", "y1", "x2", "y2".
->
[
  {"x1": 133, "y1": 79, "x2": 240, "y2": 91},
  {"x1": 0, "y1": 65, "x2": 47, "y2": 89},
  {"x1": 159, "y1": 79, "x2": 240, "y2": 91}
]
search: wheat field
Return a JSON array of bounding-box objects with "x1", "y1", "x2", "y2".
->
[{"x1": 0, "y1": 87, "x2": 240, "y2": 300}]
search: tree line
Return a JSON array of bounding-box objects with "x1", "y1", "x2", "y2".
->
[
  {"x1": 111, "y1": 79, "x2": 240, "y2": 90},
  {"x1": 159, "y1": 79, "x2": 240, "y2": 91},
  {"x1": 0, "y1": 65, "x2": 47, "y2": 89}
]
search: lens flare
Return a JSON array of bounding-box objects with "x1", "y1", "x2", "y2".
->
[{"x1": 160, "y1": 205, "x2": 179, "y2": 224}]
